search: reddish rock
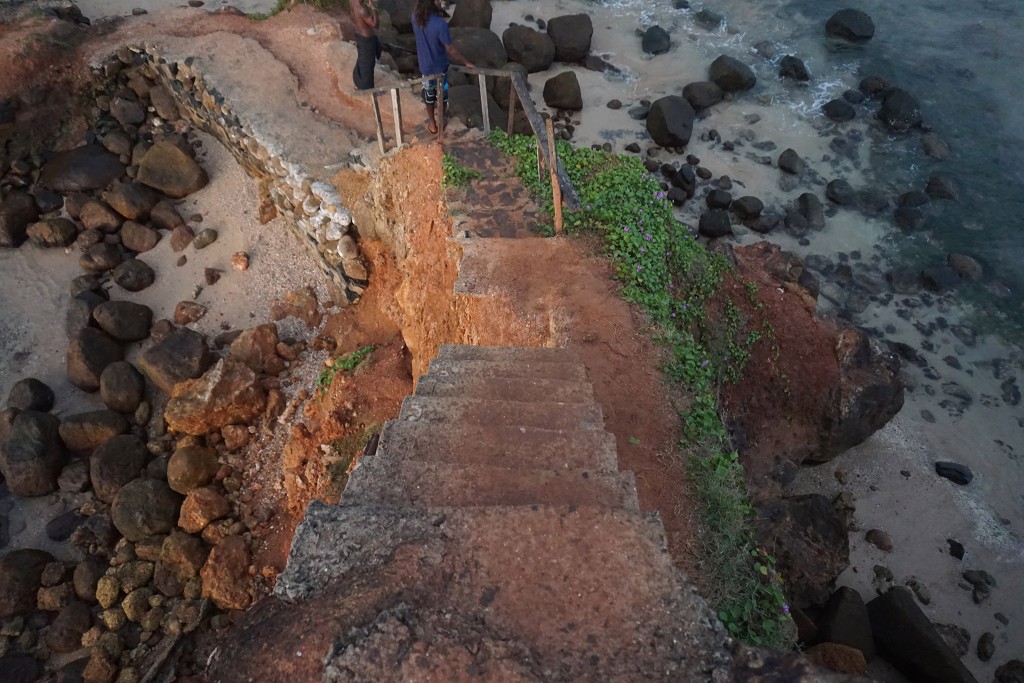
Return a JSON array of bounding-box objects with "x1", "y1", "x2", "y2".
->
[
  {"x1": 805, "y1": 643, "x2": 867, "y2": 676},
  {"x1": 221, "y1": 425, "x2": 250, "y2": 451},
  {"x1": 120, "y1": 221, "x2": 161, "y2": 252},
  {"x1": 164, "y1": 359, "x2": 267, "y2": 436},
  {"x1": 270, "y1": 287, "x2": 321, "y2": 327},
  {"x1": 136, "y1": 141, "x2": 208, "y2": 198},
  {"x1": 200, "y1": 534, "x2": 251, "y2": 610},
  {"x1": 229, "y1": 324, "x2": 280, "y2": 373},
  {"x1": 174, "y1": 301, "x2": 207, "y2": 325},
  {"x1": 231, "y1": 251, "x2": 249, "y2": 271},
  {"x1": 169, "y1": 224, "x2": 195, "y2": 251},
  {"x1": 160, "y1": 530, "x2": 209, "y2": 584},
  {"x1": 79, "y1": 200, "x2": 123, "y2": 233},
  {"x1": 166, "y1": 445, "x2": 220, "y2": 494},
  {"x1": 179, "y1": 486, "x2": 231, "y2": 533},
  {"x1": 149, "y1": 200, "x2": 185, "y2": 230}
]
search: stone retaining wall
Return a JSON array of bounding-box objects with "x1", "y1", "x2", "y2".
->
[{"x1": 102, "y1": 44, "x2": 369, "y2": 304}]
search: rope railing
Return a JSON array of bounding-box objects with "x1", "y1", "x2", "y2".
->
[{"x1": 365, "y1": 66, "x2": 580, "y2": 232}]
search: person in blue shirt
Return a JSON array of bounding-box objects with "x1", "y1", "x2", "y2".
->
[{"x1": 412, "y1": 0, "x2": 474, "y2": 134}]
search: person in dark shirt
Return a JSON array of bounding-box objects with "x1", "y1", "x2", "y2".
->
[
  {"x1": 412, "y1": 0, "x2": 474, "y2": 134},
  {"x1": 350, "y1": 0, "x2": 382, "y2": 90}
]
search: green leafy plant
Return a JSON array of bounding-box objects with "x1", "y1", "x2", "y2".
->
[
  {"x1": 316, "y1": 345, "x2": 375, "y2": 395},
  {"x1": 442, "y1": 153, "x2": 483, "y2": 188}
]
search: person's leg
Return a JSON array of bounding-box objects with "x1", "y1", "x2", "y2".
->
[{"x1": 422, "y1": 78, "x2": 438, "y2": 134}]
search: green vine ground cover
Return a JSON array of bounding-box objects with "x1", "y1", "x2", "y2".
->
[{"x1": 487, "y1": 130, "x2": 795, "y2": 649}]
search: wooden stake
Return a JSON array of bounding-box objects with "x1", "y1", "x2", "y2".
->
[
  {"x1": 506, "y1": 78, "x2": 517, "y2": 135},
  {"x1": 545, "y1": 116, "x2": 563, "y2": 235},
  {"x1": 370, "y1": 92, "x2": 385, "y2": 155},
  {"x1": 435, "y1": 75, "x2": 443, "y2": 143},
  {"x1": 391, "y1": 89, "x2": 403, "y2": 148},
  {"x1": 478, "y1": 74, "x2": 490, "y2": 134}
]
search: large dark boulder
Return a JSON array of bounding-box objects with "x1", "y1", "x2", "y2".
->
[
  {"x1": 67, "y1": 326, "x2": 123, "y2": 392},
  {"x1": 0, "y1": 411, "x2": 66, "y2": 496},
  {"x1": 58, "y1": 410, "x2": 129, "y2": 452},
  {"x1": 0, "y1": 190, "x2": 40, "y2": 248},
  {"x1": 38, "y1": 144, "x2": 124, "y2": 193},
  {"x1": 450, "y1": 27, "x2": 508, "y2": 69},
  {"x1": 66, "y1": 290, "x2": 106, "y2": 337},
  {"x1": 543, "y1": 71, "x2": 583, "y2": 110},
  {"x1": 826, "y1": 179, "x2": 856, "y2": 205},
  {"x1": 447, "y1": 85, "x2": 505, "y2": 131},
  {"x1": 823, "y1": 99, "x2": 856, "y2": 122},
  {"x1": 136, "y1": 141, "x2": 208, "y2": 199},
  {"x1": 642, "y1": 26, "x2": 671, "y2": 55},
  {"x1": 708, "y1": 55, "x2": 756, "y2": 92},
  {"x1": 92, "y1": 300, "x2": 153, "y2": 342},
  {"x1": 0, "y1": 549, "x2": 54, "y2": 617},
  {"x1": 877, "y1": 88, "x2": 922, "y2": 132},
  {"x1": 377, "y1": 0, "x2": 416, "y2": 32},
  {"x1": 546, "y1": 14, "x2": 593, "y2": 62},
  {"x1": 502, "y1": 25, "x2": 555, "y2": 73},
  {"x1": 732, "y1": 196, "x2": 764, "y2": 220},
  {"x1": 7, "y1": 378, "x2": 54, "y2": 412},
  {"x1": 112, "y1": 258, "x2": 156, "y2": 292},
  {"x1": 698, "y1": 210, "x2": 732, "y2": 238},
  {"x1": 91, "y1": 434, "x2": 150, "y2": 503},
  {"x1": 756, "y1": 494, "x2": 849, "y2": 608},
  {"x1": 682, "y1": 81, "x2": 723, "y2": 111},
  {"x1": 645, "y1": 95, "x2": 696, "y2": 148},
  {"x1": 816, "y1": 587, "x2": 875, "y2": 660},
  {"x1": 867, "y1": 588, "x2": 978, "y2": 683},
  {"x1": 826, "y1": 9, "x2": 875, "y2": 42},
  {"x1": 449, "y1": 0, "x2": 491, "y2": 29},
  {"x1": 26, "y1": 217, "x2": 78, "y2": 248},
  {"x1": 138, "y1": 327, "x2": 213, "y2": 394},
  {"x1": 111, "y1": 478, "x2": 182, "y2": 542},
  {"x1": 100, "y1": 361, "x2": 146, "y2": 414},
  {"x1": 779, "y1": 55, "x2": 810, "y2": 81}
]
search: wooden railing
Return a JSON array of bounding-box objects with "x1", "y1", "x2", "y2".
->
[{"x1": 366, "y1": 66, "x2": 579, "y2": 233}]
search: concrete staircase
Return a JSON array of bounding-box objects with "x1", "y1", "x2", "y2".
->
[{"x1": 268, "y1": 343, "x2": 731, "y2": 681}]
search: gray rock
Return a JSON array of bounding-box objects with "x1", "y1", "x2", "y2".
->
[
  {"x1": 708, "y1": 55, "x2": 756, "y2": 92},
  {"x1": 947, "y1": 253, "x2": 982, "y2": 281},
  {"x1": 817, "y1": 586, "x2": 875, "y2": 660},
  {"x1": 646, "y1": 95, "x2": 695, "y2": 147},
  {"x1": 826, "y1": 9, "x2": 875, "y2": 42},
  {"x1": 100, "y1": 361, "x2": 146, "y2": 414},
  {"x1": 193, "y1": 228, "x2": 218, "y2": 249},
  {"x1": 779, "y1": 55, "x2": 810, "y2": 81},
  {"x1": 796, "y1": 192, "x2": 825, "y2": 228},
  {"x1": 45, "y1": 510, "x2": 86, "y2": 541},
  {"x1": 543, "y1": 71, "x2": 583, "y2": 111},
  {"x1": 449, "y1": 0, "x2": 491, "y2": 28},
  {"x1": 79, "y1": 242, "x2": 123, "y2": 272},
  {"x1": 67, "y1": 326, "x2": 123, "y2": 392},
  {"x1": 0, "y1": 411, "x2": 66, "y2": 496},
  {"x1": 826, "y1": 179, "x2": 856, "y2": 205},
  {"x1": 698, "y1": 210, "x2": 732, "y2": 238},
  {"x1": 926, "y1": 175, "x2": 958, "y2": 201},
  {"x1": 977, "y1": 632, "x2": 995, "y2": 662},
  {"x1": 0, "y1": 191, "x2": 40, "y2": 248},
  {"x1": 120, "y1": 220, "x2": 161, "y2": 253},
  {"x1": 111, "y1": 478, "x2": 182, "y2": 542},
  {"x1": 731, "y1": 196, "x2": 764, "y2": 220},
  {"x1": 823, "y1": 99, "x2": 856, "y2": 122},
  {"x1": 112, "y1": 258, "x2": 156, "y2": 292},
  {"x1": 57, "y1": 410, "x2": 129, "y2": 452},
  {"x1": 546, "y1": 13, "x2": 593, "y2": 62},
  {"x1": 138, "y1": 327, "x2": 213, "y2": 394},
  {"x1": 502, "y1": 24, "x2": 555, "y2": 73},
  {"x1": 878, "y1": 88, "x2": 922, "y2": 132},
  {"x1": 7, "y1": 378, "x2": 54, "y2": 412},
  {"x1": 91, "y1": 434, "x2": 150, "y2": 503},
  {"x1": 66, "y1": 290, "x2": 107, "y2": 337},
  {"x1": 934, "y1": 622, "x2": 970, "y2": 657},
  {"x1": 92, "y1": 300, "x2": 153, "y2": 341},
  {"x1": 38, "y1": 145, "x2": 124, "y2": 193},
  {"x1": 682, "y1": 81, "x2": 723, "y2": 111},
  {"x1": 778, "y1": 148, "x2": 806, "y2": 175},
  {"x1": 641, "y1": 25, "x2": 670, "y2": 55}
]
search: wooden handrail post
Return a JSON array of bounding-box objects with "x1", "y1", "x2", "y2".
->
[
  {"x1": 506, "y1": 78, "x2": 517, "y2": 135},
  {"x1": 478, "y1": 74, "x2": 490, "y2": 134},
  {"x1": 391, "y1": 89, "x2": 403, "y2": 148},
  {"x1": 435, "y1": 75, "x2": 444, "y2": 143},
  {"x1": 370, "y1": 92, "x2": 385, "y2": 155},
  {"x1": 545, "y1": 116, "x2": 563, "y2": 235}
]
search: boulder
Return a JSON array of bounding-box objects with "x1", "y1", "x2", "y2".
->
[
  {"x1": 878, "y1": 88, "x2": 921, "y2": 132},
  {"x1": 502, "y1": 25, "x2": 555, "y2": 72},
  {"x1": 160, "y1": 530, "x2": 209, "y2": 585},
  {"x1": 826, "y1": 9, "x2": 875, "y2": 42},
  {"x1": 90, "y1": 434, "x2": 150, "y2": 503},
  {"x1": 67, "y1": 327, "x2": 123, "y2": 392},
  {"x1": 826, "y1": 179, "x2": 856, "y2": 205},
  {"x1": 921, "y1": 265, "x2": 960, "y2": 292},
  {"x1": 58, "y1": 410, "x2": 129, "y2": 452},
  {"x1": 120, "y1": 221, "x2": 161, "y2": 252},
  {"x1": 7, "y1": 378, "x2": 54, "y2": 412},
  {"x1": 681, "y1": 81, "x2": 724, "y2": 112},
  {"x1": 779, "y1": 55, "x2": 810, "y2": 81},
  {"x1": 136, "y1": 141, "x2": 208, "y2": 198},
  {"x1": 0, "y1": 191, "x2": 40, "y2": 248},
  {"x1": 708, "y1": 55, "x2": 756, "y2": 92},
  {"x1": 921, "y1": 133, "x2": 950, "y2": 160},
  {"x1": 449, "y1": 0, "x2": 491, "y2": 29},
  {"x1": 0, "y1": 653, "x2": 40, "y2": 683},
  {"x1": 926, "y1": 175, "x2": 958, "y2": 201},
  {"x1": 642, "y1": 26, "x2": 671, "y2": 55},
  {"x1": 45, "y1": 510, "x2": 86, "y2": 541},
  {"x1": 149, "y1": 84, "x2": 180, "y2": 121},
  {"x1": 138, "y1": 327, "x2": 213, "y2": 394},
  {"x1": 646, "y1": 95, "x2": 696, "y2": 148},
  {"x1": 110, "y1": 94, "x2": 145, "y2": 125},
  {"x1": 823, "y1": 99, "x2": 856, "y2": 122},
  {"x1": 447, "y1": 85, "x2": 505, "y2": 131},
  {"x1": 149, "y1": 199, "x2": 185, "y2": 230},
  {"x1": 732, "y1": 196, "x2": 764, "y2": 220},
  {"x1": 816, "y1": 587, "x2": 875, "y2": 660},
  {"x1": 450, "y1": 27, "x2": 508, "y2": 69},
  {"x1": 777, "y1": 148, "x2": 805, "y2": 175},
  {"x1": 26, "y1": 217, "x2": 78, "y2": 248},
  {"x1": 92, "y1": 300, "x2": 153, "y2": 341},
  {"x1": 80, "y1": 242, "x2": 123, "y2": 273},
  {"x1": 0, "y1": 411, "x2": 66, "y2": 496},
  {"x1": 867, "y1": 588, "x2": 978, "y2": 683},
  {"x1": 101, "y1": 182, "x2": 160, "y2": 221},
  {"x1": 100, "y1": 361, "x2": 146, "y2": 413},
  {"x1": 112, "y1": 258, "x2": 156, "y2": 292},
  {"x1": 996, "y1": 661, "x2": 1024, "y2": 683},
  {"x1": 66, "y1": 291, "x2": 107, "y2": 337},
  {"x1": 164, "y1": 359, "x2": 268, "y2": 436},
  {"x1": 492, "y1": 62, "x2": 528, "y2": 110},
  {"x1": 73, "y1": 559, "x2": 106, "y2": 602},
  {"x1": 179, "y1": 486, "x2": 231, "y2": 533},
  {"x1": 546, "y1": 14, "x2": 593, "y2": 62},
  {"x1": 47, "y1": 600, "x2": 92, "y2": 652},
  {"x1": 79, "y1": 200, "x2": 124, "y2": 232},
  {"x1": 111, "y1": 478, "x2": 182, "y2": 541},
  {"x1": 38, "y1": 145, "x2": 124, "y2": 193},
  {"x1": 756, "y1": 494, "x2": 849, "y2": 608},
  {"x1": 166, "y1": 445, "x2": 220, "y2": 494},
  {"x1": 230, "y1": 324, "x2": 280, "y2": 373},
  {"x1": 0, "y1": 549, "x2": 53, "y2": 617},
  {"x1": 796, "y1": 192, "x2": 825, "y2": 228},
  {"x1": 706, "y1": 189, "x2": 732, "y2": 210},
  {"x1": 543, "y1": 71, "x2": 583, "y2": 110},
  {"x1": 200, "y1": 535, "x2": 251, "y2": 610},
  {"x1": 947, "y1": 253, "x2": 982, "y2": 281},
  {"x1": 698, "y1": 210, "x2": 732, "y2": 238}
]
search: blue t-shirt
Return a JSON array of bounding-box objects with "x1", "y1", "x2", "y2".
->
[{"x1": 412, "y1": 13, "x2": 452, "y2": 76}]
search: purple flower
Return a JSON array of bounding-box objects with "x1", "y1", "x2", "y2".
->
[
  {"x1": 645, "y1": 233, "x2": 652, "y2": 241},
  {"x1": 639, "y1": 247, "x2": 646, "y2": 254},
  {"x1": 636, "y1": 264, "x2": 643, "y2": 272},
  {"x1": 782, "y1": 604, "x2": 790, "y2": 614},
  {"x1": 622, "y1": 226, "x2": 630, "y2": 232}
]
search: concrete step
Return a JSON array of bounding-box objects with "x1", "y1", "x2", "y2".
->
[
  {"x1": 414, "y1": 373, "x2": 593, "y2": 403},
  {"x1": 275, "y1": 503, "x2": 718, "y2": 681},
  {"x1": 341, "y1": 457, "x2": 639, "y2": 510},
  {"x1": 425, "y1": 358, "x2": 588, "y2": 383},
  {"x1": 399, "y1": 395, "x2": 604, "y2": 431},
  {"x1": 374, "y1": 420, "x2": 618, "y2": 472},
  {"x1": 436, "y1": 344, "x2": 577, "y2": 364}
]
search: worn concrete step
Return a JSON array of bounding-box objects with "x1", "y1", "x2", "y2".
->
[
  {"x1": 374, "y1": 420, "x2": 618, "y2": 472},
  {"x1": 425, "y1": 358, "x2": 588, "y2": 383},
  {"x1": 342, "y1": 457, "x2": 639, "y2": 510},
  {"x1": 437, "y1": 344, "x2": 577, "y2": 364},
  {"x1": 399, "y1": 395, "x2": 603, "y2": 431},
  {"x1": 274, "y1": 503, "x2": 717, "y2": 681},
  {"x1": 414, "y1": 373, "x2": 593, "y2": 403}
]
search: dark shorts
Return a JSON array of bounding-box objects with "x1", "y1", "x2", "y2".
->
[
  {"x1": 352, "y1": 34, "x2": 381, "y2": 90},
  {"x1": 421, "y1": 70, "x2": 449, "y2": 106}
]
